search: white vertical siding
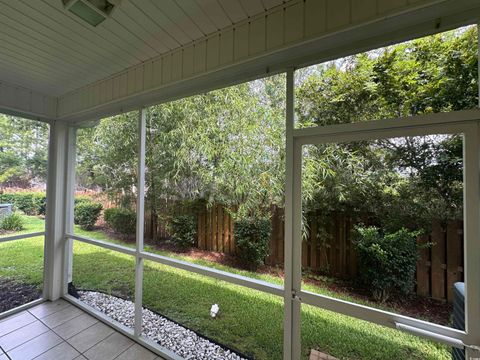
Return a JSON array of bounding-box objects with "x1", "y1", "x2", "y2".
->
[
  {"x1": 0, "y1": 81, "x2": 57, "y2": 120},
  {"x1": 57, "y1": 0, "x2": 450, "y2": 118}
]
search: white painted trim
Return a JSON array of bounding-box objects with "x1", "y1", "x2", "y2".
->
[
  {"x1": 67, "y1": 233, "x2": 136, "y2": 256},
  {"x1": 293, "y1": 109, "x2": 480, "y2": 145},
  {"x1": 395, "y1": 323, "x2": 464, "y2": 349},
  {"x1": 283, "y1": 68, "x2": 300, "y2": 360},
  {"x1": 134, "y1": 108, "x2": 146, "y2": 337},
  {"x1": 463, "y1": 122, "x2": 480, "y2": 358},
  {"x1": 0, "y1": 231, "x2": 45, "y2": 243},
  {"x1": 66, "y1": 233, "x2": 282, "y2": 296},
  {"x1": 300, "y1": 290, "x2": 466, "y2": 342},
  {"x1": 44, "y1": 121, "x2": 69, "y2": 301},
  {"x1": 63, "y1": 126, "x2": 77, "y2": 295},
  {"x1": 58, "y1": 0, "x2": 480, "y2": 124},
  {"x1": 140, "y1": 251, "x2": 284, "y2": 297},
  {"x1": 294, "y1": 110, "x2": 480, "y2": 354},
  {"x1": 0, "y1": 298, "x2": 45, "y2": 320}
]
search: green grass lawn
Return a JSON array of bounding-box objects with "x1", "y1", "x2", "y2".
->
[{"x1": 0, "y1": 215, "x2": 450, "y2": 360}]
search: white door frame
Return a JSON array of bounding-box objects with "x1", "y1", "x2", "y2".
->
[{"x1": 285, "y1": 70, "x2": 480, "y2": 356}]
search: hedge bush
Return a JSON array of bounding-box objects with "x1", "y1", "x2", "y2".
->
[
  {"x1": 0, "y1": 193, "x2": 46, "y2": 215},
  {"x1": 354, "y1": 226, "x2": 420, "y2": 302},
  {"x1": 0, "y1": 213, "x2": 25, "y2": 231},
  {"x1": 234, "y1": 218, "x2": 271, "y2": 270},
  {"x1": 170, "y1": 214, "x2": 197, "y2": 249},
  {"x1": 74, "y1": 201, "x2": 103, "y2": 230},
  {"x1": 104, "y1": 207, "x2": 136, "y2": 235}
]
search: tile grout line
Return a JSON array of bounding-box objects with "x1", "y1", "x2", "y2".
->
[
  {"x1": 27, "y1": 306, "x2": 89, "y2": 360},
  {"x1": 79, "y1": 329, "x2": 117, "y2": 356},
  {"x1": 1, "y1": 322, "x2": 51, "y2": 354},
  {"x1": 29, "y1": 316, "x2": 101, "y2": 360},
  {"x1": 0, "y1": 314, "x2": 37, "y2": 339},
  {"x1": 111, "y1": 341, "x2": 136, "y2": 360},
  {"x1": 34, "y1": 306, "x2": 84, "y2": 328}
]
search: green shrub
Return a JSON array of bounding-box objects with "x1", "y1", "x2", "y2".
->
[
  {"x1": 74, "y1": 201, "x2": 103, "y2": 230},
  {"x1": 75, "y1": 196, "x2": 93, "y2": 205},
  {"x1": 170, "y1": 215, "x2": 197, "y2": 249},
  {"x1": 234, "y1": 218, "x2": 271, "y2": 270},
  {"x1": 0, "y1": 213, "x2": 25, "y2": 231},
  {"x1": 35, "y1": 193, "x2": 47, "y2": 215},
  {"x1": 354, "y1": 226, "x2": 420, "y2": 302},
  {"x1": 104, "y1": 207, "x2": 136, "y2": 235},
  {"x1": 0, "y1": 193, "x2": 46, "y2": 215}
]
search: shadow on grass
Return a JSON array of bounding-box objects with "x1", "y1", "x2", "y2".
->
[{"x1": 72, "y1": 250, "x2": 450, "y2": 360}]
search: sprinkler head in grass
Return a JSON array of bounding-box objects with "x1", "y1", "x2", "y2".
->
[{"x1": 210, "y1": 303, "x2": 219, "y2": 318}]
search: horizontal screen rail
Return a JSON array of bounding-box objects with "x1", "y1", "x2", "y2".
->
[
  {"x1": 0, "y1": 231, "x2": 45, "y2": 243},
  {"x1": 65, "y1": 233, "x2": 284, "y2": 297},
  {"x1": 395, "y1": 323, "x2": 464, "y2": 349},
  {"x1": 300, "y1": 290, "x2": 467, "y2": 344},
  {"x1": 293, "y1": 109, "x2": 480, "y2": 145},
  {"x1": 140, "y1": 251, "x2": 284, "y2": 297},
  {"x1": 66, "y1": 234, "x2": 136, "y2": 256}
]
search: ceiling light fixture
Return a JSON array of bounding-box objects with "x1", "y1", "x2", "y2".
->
[{"x1": 62, "y1": 0, "x2": 118, "y2": 27}]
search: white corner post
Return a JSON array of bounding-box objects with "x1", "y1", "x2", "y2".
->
[
  {"x1": 44, "y1": 121, "x2": 76, "y2": 301},
  {"x1": 284, "y1": 68, "x2": 302, "y2": 360},
  {"x1": 463, "y1": 24, "x2": 480, "y2": 360},
  {"x1": 64, "y1": 126, "x2": 77, "y2": 295},
  {"x1": 134, "y1": 108, "x2": 147, "y2": 337},
  {"x1": 464, "y1": 121, "x2": 480, "y2": 359}
]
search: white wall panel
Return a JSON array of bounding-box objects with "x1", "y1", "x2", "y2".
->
[
  {"x1": 326, "y1": 0, "x2": 350, "y2": 30},
  {"x1": 234, "y1": 23, "x2": 250, "y2": 60},
  {"x1": 143, "y1": 62, "x2": 153, "y2": 90},
  {"x1": 219, "y1": 29, "x2": 234, "y2": 65},
  {"x1": 171, "y1": 50, "x2": 183, "y2": 81},
  {"x1": 378, "y1": 0, "x2": 409, "y2": 14},
  {"x1": 127, "y1": 68, "x2": 136, "y2": 95},
  {"x1": 194, "y1": 40, "x2": 207, "y2": 74},
  {"x1": 56, "y1": 0, "x2": 478, "y2": 121},
  {"x1": 249, "y1": 17, "x2": 266, "y2": 55},
  {"x1": 152, "y1": 59, "x2": 162, "y2": 87},
  {"x1": 305, "y1": 0, "x2": 326, "y2": 37},
  {"x1": 207, "y1": 35, "x2": 220, "y2": 70},
  {"x1": 162, "y1": 55, "x2": 172, "y2": 84},
  {"x1": 183, "y1": 46, "x2": 195, "y2": 77},
  {"x1": 351, "y1": 0, "x2": 378, "y2": 23},
  {"x1": 266, "y1": 10, "x2": 284, "y2": 50},
  {"x1": 285, "y1": 3, "x2": 303, "y2": 44}
]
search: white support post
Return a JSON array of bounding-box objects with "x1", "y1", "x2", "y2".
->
[
  {"x1": 463, "y1": 122, "x2": 480, "y2": 359},
  {"x1": 463, "y1": 24, "x2": 480, "y2": 360},
  {"x1": 64, "y1": 127, "x2": 77, "y2": 295},
  {"x1": 134, "y1": 108, "x2": 147, "y2": 337},
  {"x1": 284, "y1": 68, "x2": 302, "y2": 360},
  {"x1": 44, "y1": 121, "x2": 72, "y2": 300}
]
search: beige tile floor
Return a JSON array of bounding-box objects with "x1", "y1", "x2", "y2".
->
[{"x1": 0, "y1": 300, "x2": 163, "y2": 360}]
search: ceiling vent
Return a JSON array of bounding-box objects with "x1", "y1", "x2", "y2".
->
[{"x1": 62, "y1": 0, "x2": 118, "y2": 27}]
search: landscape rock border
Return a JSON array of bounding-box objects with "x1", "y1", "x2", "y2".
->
[{"x1": 78, "y1": 290, "x2": 252, "y2": 360}]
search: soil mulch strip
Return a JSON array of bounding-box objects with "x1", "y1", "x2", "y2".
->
[{"x1": 0, "y1": 278, "x2": 41, "y2": 313}]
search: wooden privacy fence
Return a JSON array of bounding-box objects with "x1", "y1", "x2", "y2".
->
[{"x1": 150, "y1": 204, "x2": 464, "y2": 302}]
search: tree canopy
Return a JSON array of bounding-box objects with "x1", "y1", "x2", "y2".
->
[{"x1": 0, "y1": 27, "x2": 476, "y2": 234}]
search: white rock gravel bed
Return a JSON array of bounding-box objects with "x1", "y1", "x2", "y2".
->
[{"x1": 79, "y1": 291, "x2": 248, "y2": 360}]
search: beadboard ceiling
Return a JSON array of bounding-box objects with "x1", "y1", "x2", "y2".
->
[{"x1": 0, "y1": 0, "x2": 285, "y2": 97}]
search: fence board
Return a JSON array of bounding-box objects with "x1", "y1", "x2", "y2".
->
[
  {"x1": 191, "y1": 204, "x2": 463, "y2": 302},
  {"x1": 217, "y1": 205, "x2": 224, "y2": 252},
  {"x1": 416, "y1": 234, "x2": 430, "y2": 297},
  {"x1": 310, "y1": 215, "x2": 317, "y2": 269},
  {"x1": 446, "y1": 221, "x2": 463, "y2": 302},
  {"x1": 430, "y1": 220, "x2": 446, "y2": 300}
]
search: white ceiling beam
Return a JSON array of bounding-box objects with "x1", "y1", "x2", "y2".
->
[
  {"x1": 57, "y1": 0, "x2": 480, "y2": 124},
  {"x1": 0, "y1": 80, "x2": 57, "y2": 122}
]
